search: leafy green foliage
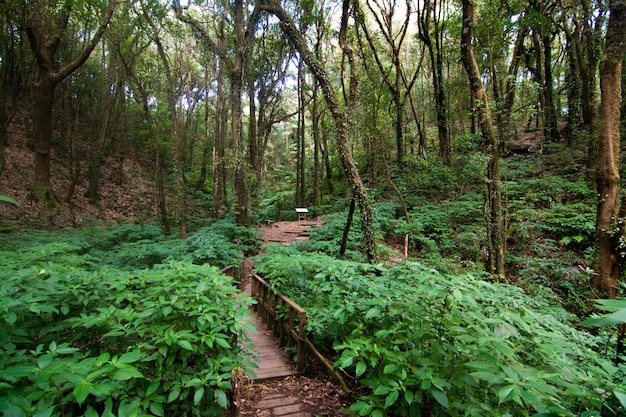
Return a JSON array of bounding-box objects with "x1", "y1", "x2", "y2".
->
[
  {"x1": 303, "y1": 211, "x2": 367, "y2": 261},
  {"x1": 255, "y1": 251, "x2": 623, "y2": 416},
  {"x1": 0, "y1": 223, "x2": 255, "y2": 416},
  {"x1": 582, "y1": 299, "x2": 626, "y2": 328}
]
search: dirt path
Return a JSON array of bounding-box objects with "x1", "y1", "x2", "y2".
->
[{"x1": 259, "y1": 218, "x2": 323, "y2": 245}]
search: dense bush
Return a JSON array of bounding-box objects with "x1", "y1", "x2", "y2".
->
[
  {"x1": 255, "y1": 249, "x2": 625, "y2": 416},
  {"x1": 0, "y1": 224, "x2": 255, "y2": 417}
]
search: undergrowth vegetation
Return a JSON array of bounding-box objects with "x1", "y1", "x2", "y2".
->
[
  {"x1": 292, "y1": 139, "x2": 597, "y2": 315},
  {"x1": 0, "y1": 221, "x2": 259, "y2": 417},
  {"x1": 255, "y1": 246, "x2": 625, "y2": 416}
]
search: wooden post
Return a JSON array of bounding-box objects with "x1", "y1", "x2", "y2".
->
[{"x1": 297, "y1": 311, "x2": 306, "y2": 373}]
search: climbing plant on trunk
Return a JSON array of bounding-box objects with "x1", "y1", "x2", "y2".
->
[
  {"x1": 260, "y1": 0, "x2": 379, "y2": 263},
  {"x1": 461, "y1": 0, "x2": 505, "y2": 277}
]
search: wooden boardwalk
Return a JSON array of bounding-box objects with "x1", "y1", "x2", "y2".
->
[
  {"x1": 242, "y1": 313, "x2": 295, "y2": 380},
  {"x1": 239, "y1": 282, "x2": 313, "y2": 416},
  {"x1": 241, "y1": 282, "x2": 295, "y2": 381}
]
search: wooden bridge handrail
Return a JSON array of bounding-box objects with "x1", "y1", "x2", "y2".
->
[
  {"x1": 244, "y1": 270, "x2": 350, "y2": 394},
  {"x1": 252, "y1": 274, "x2": 306, "y2": 313}
]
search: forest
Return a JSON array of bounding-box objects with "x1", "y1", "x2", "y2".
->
[{"x1": 1, "y1": 0, "x2": 626, "y2": 416}]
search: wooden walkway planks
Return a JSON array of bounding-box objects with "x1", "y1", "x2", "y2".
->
[
  {"x1": 243, "y1": 313, "x2": 295, "y2": 380},
  {"x1": 242, "y1": 282, "x2": 295, "y2": 381}
]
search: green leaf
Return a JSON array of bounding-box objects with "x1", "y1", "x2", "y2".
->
[
  {"x1": 498, "y1": 384, "x2": 517, "y2": 404},
  {"x1": 355, "y1": 361, "x2": 367, "y2": 377},
  {"x1": 580, "y1": 309, "x2": 626, "y2": 327},
  {"x1": 186, "y1": 378, "x2": 203, "y2": 387},
  {"x1": 431, "y1": 389, "x2": 449, "y2": 409},
  {"x1": 405, "y1": 390, "x2": 414, "y2": 405},
  {"x1": 614, "y1": 389, "x2": 626, "y2": 409},
  {"x1": 383, "y1": 364, "x2": 398, "y2": 374},
  {"x1": 193, "y1": 387, "x2": 205, "y2": 405},
  {"x1": 365, "y1": 307, "x2": 381, "y2": 320},
  {"x1": 118, "y1": 350, "x2": 142, "y2": 364},
  {"x1": 112, "y1": 368, "x2": 144, "y2": 380},
  {"x1": 74, "y1": 382, "x2": 91, "y2": 405},
  {"x1": 215, "y1": 338, "x2": 231, "y2": 349},
  {"x1": 349, "y1": 401, "x2": 369, "y2": 413},
  {"x1": 0, "y1": 194, "x2": 19, "y2": 206},
  {"x1": 373, "y1": 385, "x2": 392, "y2": 396},
  {"x1": 339, "y1": 356, "x2": 353, "y2": 369},
  {"x1": 167, "y1": 386, "x2": 181, "y2": 403},
  {"x1": 214, "y1": 389, "x2": 228, "y2": 408},
  {"x1": 150, "y1": 402, "x2": 164, "y2": 417},
  {"x1": 385, "y1": 390, "x2": 399, "y2": 409},
  {"x1": 146, "y1": 382, "x2": 160, "y2": 397},
  {"x1": 177, "y1": 340, "x2": 194, "y2": 351},
  {"x1": 595, "y1": 299, "x2": 626, "y2": 312},
  {"x1": 33, "y1": 407, "x2": 55, "y2": 417},
  {"x1": 3, "y1": 403, "x2": 26, "y2": 417}
]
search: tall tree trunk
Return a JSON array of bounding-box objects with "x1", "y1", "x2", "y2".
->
[
  {"x1": 0, "y1": 12, "x2": 23, "y2": 179},
  {"x1": 261, "y1": 0, "x2": 379, "y2": 262},
  {"x1": 87, "y1": 46, "x2": 120, "y2": 203},
  {"x1": 418, "y1": 0, "x2": 449, "y2": 165},
  {"x1": 500, "y1": 24, "x2": 527, "y2": 146},
  {"x1": 143, "y1": 5, "x2": 187, "y2": 237},
  {"x1": 542, "y1": 31, "x2": 560, "y2": 142},
  {"x1": 196, "y1": 68, "x2": 212, "y2": 190},
  {"x1": 312, "y1": 82, "x2": 322, "y2": 207},
  {"x1": 461, "y1": 0, "x2": 505, "y2": 277},
  {"x1": 31, "y1": 75, "x2": 57, "y2": 206},
  {"x1": 339, "y1": 198, "x2": 356, "y2": 257},
  {"x1": 139, "y1": 87, "x2": 170, "y2": 236},
  {"x1": 25, "y1": 1, "x2": 117, "y2": 206},
  {"x1": 296, "y1": 60, "x2": 306, "y2": 207},
  {"x1": 564, "y1": 25, "x2": 582, "y2": 145},
  {"x1": 593, "y1": 0, "x2": 626, "y2": 298},
  {"x1": 214, "y1": 58, "x2": 227, "y2": 217}
]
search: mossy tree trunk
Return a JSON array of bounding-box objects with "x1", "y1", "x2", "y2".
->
[
  {"x1": 594, "y1": 0, "x2": 626, "y2": 298},
  {"x1": 461, "y1": 0, "x2": 505, "y2": 277},
  {"x1": 260, "y1": 0, "x2": 379, "y2": 263}
]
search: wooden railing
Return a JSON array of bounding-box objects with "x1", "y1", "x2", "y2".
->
[{"x1": 251, "y1": 273, "x2": 307, "y2": 373}]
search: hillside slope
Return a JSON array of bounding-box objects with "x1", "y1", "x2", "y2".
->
[{"x1": 0, "y1": 109, "x2": 160, "y2": 229}]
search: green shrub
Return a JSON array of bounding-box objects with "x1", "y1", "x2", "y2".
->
[
  {"x1": 256, "y1": 252, "x2": 622, "y2": 416},
  {"x1": 0, "y1": 222, "x2": 256, "y2": 416},
  {"x1": 0, "y1": 259, "x2": 251, "y2": 417}
]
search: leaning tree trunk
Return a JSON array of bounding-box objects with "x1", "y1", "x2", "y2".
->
[
  {"x1": 461, "y1": 0, "x2": 505, "y2": 277},
  {"x1": 594, "y1": 0, "x2": 626, "y2": 298},
  {"x1": 261, "y1": 0, "x2": 378, "y2": 262}
]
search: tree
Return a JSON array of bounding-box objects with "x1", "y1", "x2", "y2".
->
[
  {"x1": 176, "y1": 0, "x2": 261, "y2": 226},
  {"x1": 461, "y1": 0, "x2": 505, "y2": 277},
  {"x1": 260, "y1": 0, "x2": 379, "y2": 263},
  {"x1": 593, "y1": 0, "x2": 626, "y2": 298},
  {"x1": 418, "y1": 0, "x2": 450, "y2": 164},
  {"x1": 24, "y1": 0, "x2": 117, "y2": 206},
  {"x1": 358, "y1": 0, "x2": 420, "y2": 166},
  {"x1": 0, "y1": 1, "x2": 26, "y2": 178}
]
